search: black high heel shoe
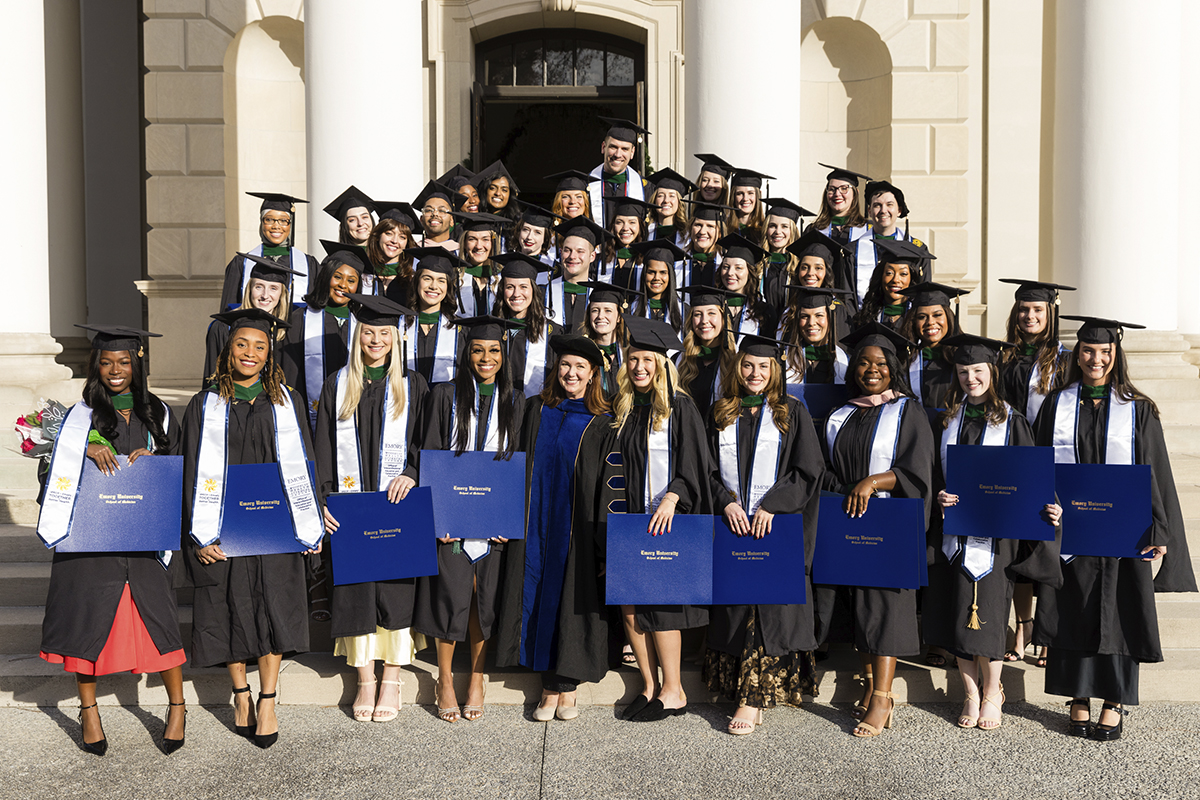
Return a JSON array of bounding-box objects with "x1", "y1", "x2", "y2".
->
[
  {"x1": 1067, "y1": 698, "x2": 1092, "y2": 738},
  {"x1": 232, "y1": 685, "x2": 255, "y2": 738},
  {"x1": 162, "y1": 701, "x2": 187, "y2": 754},
  {"x1": 254, "y1": 691, "x2": 279, "y2": 749},
  {"x1": 79, "y1": 703, "x2": 108, "y2": 757},
  {"x1": 1090, "y1": 703, "x2": 1128, "y2": 742}
]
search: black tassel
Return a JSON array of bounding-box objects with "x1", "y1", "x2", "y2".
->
[{"x1": 402, "y1": 322, "x2": 410, "y2": 377}]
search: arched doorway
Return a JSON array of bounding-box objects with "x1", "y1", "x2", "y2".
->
[{"x1": 474, "y1": 30, "x2": 645, "y2": 206}]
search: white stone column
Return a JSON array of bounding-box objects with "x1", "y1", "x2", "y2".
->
[
  {"x1": 1053, "y1": 0, "x2": 1180, "y2": 328},
  {"x1": 1177, "y1": 0, "x2": 1200, "y2": 339},
  {"x1": 684, "y1": 0, "x2": 801, "y2": 196},
  {"x1": 305, "y1": 1, "x2": 425, "y2": 250},
  {"x1": 0, "y1": 1, "x2": 73, "y2": 393}
]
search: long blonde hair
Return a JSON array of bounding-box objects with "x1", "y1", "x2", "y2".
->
[
  {"x1": 711, "y1": 353, "x2": 790, "y2": 434},
  {"x1": 761, "y1": 214, "x2": 800, "y2": 273},
  {"x1": 611, "y1": 352, "x2": 679, "y2": 432},
  {"x1": 239, "y1": 279, "x2": 289, "y2": 341},
  {"x1": 338, "y1": 324, "x2": 408, "y2": 421}
]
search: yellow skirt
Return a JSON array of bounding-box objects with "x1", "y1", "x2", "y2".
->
[{"x1": 334, "y1": 627, "x2": 414, "y2": 668}]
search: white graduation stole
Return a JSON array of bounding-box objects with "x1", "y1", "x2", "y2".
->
[
  {"x1": 37, "y1": 403, "x2": 97, "y2": 548},
  {"x1": 450, "y1": 387, "x2": 502, "y2": 562},
  {"x1": 643, "y1": 410, "x2": 672, "y2": 515},
  {"x1": 407, "y1": 317, "x2": 458, "y2": 384},
  {"x1": 522, "y1": 329, "x2": 551, "y2": 397},
  {"x1": 787, "y1": 347, "x2": 849, "y2": 386},
  {"x1": 597, "y1": 256, "x2": 618, "y2": 283},
  {"x1": 332, "y1": 368, "x2": 410, "y2": 494},
  {"x1": 939, "y1": 404, "x2": 1012, "y2": 578},
  {"x1": 718, "y1": 402, "x2": 783, "y2": 516},
  {"x1": 1026, "y1": 344, "x2": 1067, "y2": 422},
  {"x1": 242, "y1": 245, "x2": 308, "y2": 304},
  {"x1": 908, "y1": 354, "x2": 925, "y2": 405},
  {"x1": 818, "y1": 224, "x2": 872, "y2": 306},
  {"x1": 537, "y1": 249, "x2": 555, "y2": 284},
  {"x1": 304, "y1": 307, "x2": 355, "y2": 428},
  {"x1": 190, "y1": 390, "x2": 323, "y2": 550},
  {"x1": 587, "y1": 165, "x2": 645, "y2": 223},
  {"x1": 826, "y1": 397, "x2": 908, "y2": 499},
  {"x1": 545, "y1": 278, "x2": 588, "y2": 329},
  {"x1": 457, "y1": 272, "x2": 497, "y2": 317},
  {"x1": 730, "y1": 308, "x2": 760, "y2": 343},
  {"x1": 1052, "y1": 382, "x2": 1135, "y2": 562}
]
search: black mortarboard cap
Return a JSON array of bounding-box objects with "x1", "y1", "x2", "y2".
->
[
  {"x1": 730, "y1": 167, "x2": 775, "y2": 189},
  {"x1": 864, "y1": 180, "x2": 909, "y2": 217},
  {"x1": 695, "y1": 153, "x2": 735, "y2": 180},
  {"x1": 494, "y1": 251, "x2": 551, "y2": 281},
  {"x1": 627, "y1": 238, "x2": 687, "y2": 265},
  {"x1": 647, "y1": 168, "x2": 698, "y2": 197},
  {"x1": 738, "y1": 332, "x2": 796, "y2": 358},
  {"x1": 550, "y1": 333, "x2": 605, "y2": 367},
  {"x1": 599, "y1": 116, "x2": 650, "y2": 144},
  {"x1": 819, "y1": 163, "x2": 872, "y2": 184},
  {"x1": 787, "y1": 228, "x2": 853, "y2": 265},
  {"x1": 999, "y1": 278, "x2": 1076, "y2": 304},
  {"x1": 717, "y1": 233, "x2": 768, "y2": 264},
  {"x1": 76, "y1": 324, "x2": 160, "y2": 354},
  {"x1": 446, "y1": 176, "x2": 475, "y2": 194},
  {"x1": 238, "y1": 252, "x2": 304, "y2": 285},
  {"x1": 323, "y1": 185, "x2": 375, "y2": 221},
  {"x1": 623, "y1": 314, "x2": 684, "y2": 355},
  {"x1": 210, "y1": 307, "x2": 291, "y2": 336},
  {"x1": 320, "y1": 239, "x2": 369, "y2": 274},
  {"x1": 413, "y1": 180, "x2": 456, "y2": 209},
  {"x1": 786, "y1": 286, "x2": 852, "y2": 310},
  {"x1": 349, "y1": 293, "x2": 414, "y2": 327},
  {"x1": 940, "y1": 333, "x2": 1013, "y2": 366},
  {"x1": 763, "y1": 197, "x2": 815, "y2": 222},
  {"x1": 474, "y1": 160, "x2": 521, "y2": 195},
  {"x1": 875, "y1": 238, "x2": 936, "y2": 265},
  {"x1": 900, "y1": 281, "x2": 968, "y2": 308},
  {"x1": 1061, "y1": 315, "x2": 1146, "y2": 344},
  {"x1": 840, "y1": 321, "x2": 915, "y2": 358},
  {"x1": 456, "y1": 314, "x2": 523, "y2": 342},
  {"x1": 580, "y1": 281, "x2": 643, "y2": 308},
  {"x1": 374, "y1": 200, "x2": 422, "y2": 232},
  {"x1": 679, "y1": 284, "x2": 737, "y2": 308},
  {"x1": 437, "y1": 164, "x2": 476, "y2": 185},
  {"x1": 558, "y1": 215, "x2": 612, "y2": 246},
  {"x1": 408, "y1": 246, "x2": 469, "y2": 276},
  {"x1": 612, "y1": 197, "x2": 657, "y2": 219},
  {"x1": 452, "y1": 211, "x2": 510, "y2": 233},
  {"x1": 684, "y1": 199, "x2": 735, "y2": 222},
  {"x1": 247, "y1": 191, "x2": 307, "y2": 214},
  {"x1": 517, "y1": 201, "x2": 561, "y2": 229},
  {"x1": 544, "y1": 170, "x2": 600, "y2": 193}
]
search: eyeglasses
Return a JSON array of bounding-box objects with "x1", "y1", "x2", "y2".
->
[
  {"x1": 262, "y1": 218, "x2": 292, "y2": 229},
  {"x1": 422, "y1": 207, "x2": 449, "y2": 217},
  {"x1": 826, "y1": 185, "x2": 853, "y2": 196}
]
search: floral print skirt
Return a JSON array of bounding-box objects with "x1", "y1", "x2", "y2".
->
[{"x1": 702, "y1": 607, "x2": 817, "y2": 708}]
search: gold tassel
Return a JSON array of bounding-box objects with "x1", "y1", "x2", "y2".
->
[{"x1": 966, "y1": 581, "x2": 983, "y2": 630}]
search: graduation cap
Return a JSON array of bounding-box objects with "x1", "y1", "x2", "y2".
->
[
  {"x1": 413, "y1": 180, "x2": 456, "y2": 210},
  {"x1": 864, "y1": 180, "x2": 909, "y2": 217},
  {"x1": 730, "y1": 167, "x2": 775, "y2": 190},
  {"x1": 599, "y1": 116, "x2": 650, "y2": 144},
  {"x1": 787, "y1": 229, "x2": 853, "y2": 265},
  {"x1": 611, "y1": 197, "x2": 658, "y2": 219},
  {"x1": 1061, "y1": 315, "x2": 1146, "y2": 344},
  {"x1": 408, "y1": 246, "x2": 470, "y2": 276},
  {"x1": 875, "y1": 238, "x2": 935, "y2": 266},
  {"x1": 627, "y1": 237, "x2": 687, "y2": 265},
  {"x1": 695, "y1": 153, "x2": 735, "y2": 180},
  {"x1": 237, "y1": 252, "x2": 304, "y2": 286},
  {"x1": 999, "y1": 278, "x2": 1076, "y2": 305},
  {"x1": 940, "y1": 333, "x2": 1014, "y2": 366},
  {"x1": 247, "y1": 191, "x2": 307, "y2": 214},
  {"x1": 647, "y1": 168, "x2": 697, "y2": 197},
  {"x1": 75, "y1": 324, "x2": 161, "y2": 355},
  {"x1": 474, "y1": 160, "x2": 521, "y2": 195},
  {"x1": 211, "y1": 307, "x2": 291, "y2": 337},
  {"x1": 787, "y1": 286, "x2": 852, "y2": 309},
  {"x1": 623, "y1": 314, "x2": 683, "y2": 355},
  {"x1": 683, "y1": 199, "x2": 736, "y2": 222},
  {"x1": 819, "y1": 163, "x2": 872, "y2": 184},
  {"x1": 544, "y1": 170, "x2": 600, "y2": 193},
  {"x1": 679, "y1": 284, "x2": 738, "y2": 308},
  {"x1": 452, "y1": 211, "x2": 510, "y2": 233},
  {"x1": 900, "y1": 281, "x2": 968, "y2": 309},
  {"x1": 437, "y1": 164, "x2": 476, "y2": 185},
  {"x1": 558, "y1": 215, "x2": 612, "y2": 247},
  {"x1": 840, "y1": 320, "x2": 915, "y2": 358},
  {"x1": 516, "y1": 201, "x2": 561, "y2": 230},
  {"x1": 550, "y1": 333, "x2": 605, "y2": 367},
  {"x1": 456, "y1": 314, "x2": 524, "y2": 342},
  {"x1": 580, "y1": 281, "x2": 643, "y2": 310},
  {"x1": 738, "y1": 332, "x2": 796, "y2": 359},
  {"x1": 764, "y1": 197, "x2": 815, "y2": 222},
  {"x1": 348, "y1": 293, "x2": 414, "y2": 326},
  {"x1": 493, "y1": 252, "x2": 551, "y2": 282},
  {"x1": 717, "y1": 233, "x2": 768, "y2": 264},
  {"x1": 374, "y1": 200, "x2": 422, "y2": 232},
  {"x1": 320, "y1": 239, "x2": 370, "y2": 274},
  {"x1": 323, "y1": 185, "x2": 375, "y2": 221}
]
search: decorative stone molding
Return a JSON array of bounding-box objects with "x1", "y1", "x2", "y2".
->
[{"x1": 541, "y1": 0, "x2": 578, "y2": 11}]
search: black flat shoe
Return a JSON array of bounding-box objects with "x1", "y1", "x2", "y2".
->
[
  {"x1": 1066, "y1": 698, "x2": 1092, "y2": 738},
  {"x1": 632, "y1": 699, "x2": 687, "y2": 722},
  {"x1": 232, "y1": 685, "x2": 255, "y2": 738},
  {"x1": 621, "y1": 695, "x2": 651, "y2": 721},
  {"x1": 79, "y1": 703, "x2": 108, "y2": 757},
  {"x1": 1089, "y1": 703, "x2": 1127, "y2": 742},
  {"x1": 254, "y1": 691, "x2": 279, "y2": 749},
  {"x1": 162, "y1": 701, "x2": 186, "y2": 755}
]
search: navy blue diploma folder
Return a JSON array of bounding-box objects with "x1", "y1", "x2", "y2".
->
[
  {"x1": 606, "y1": 514, "x2": 713, "y2": 605},
  {"x1": 712, "y1": 514, "x2": 806, "y2": 605},
  {"x1": 217, "y1": 462, "x2": 312, "y2": 557},
  {"x1": 57, "y1": 455, "x2": 183, "y2": 553},
  {"x1": 786, "y1": 383, "x2": 849, "y2": 422},
  {"x1": 419, "y1": 450, "x2": 526, "y2": 540},
  {"x1": 1056, "y1": 463, "x2": 1153, "y2": 558},
  {"x1": 944, "y1": 444, "x2": 1056, "y2": 541},
  {"x1": 812, "y1": 495, "x2": 926, "y2": 589},
  {"x1": 326, "y1": 488, "x2": 437, "y2": 585}
]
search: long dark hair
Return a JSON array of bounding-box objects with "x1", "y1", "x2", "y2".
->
[
  {"x1": 1065, "y1": 340, "x2": 1159, "y2": 418},
  {"x1": 83, "y1": 349, "x2": 169, "y2": 452},
  {"x1": 366, "y1": 218, "x2": 416, "y2": 279},
  {"x1": 854, "y1": 260, "x2": 911, "y2": 329},
  {"x1": 900, "y1": 302, "x2": 961, "y2": 353},
  {"x1": 212, "y1": 331, "x2": 287, "y2": 406},
  {"x1": 812, "y1": 183, "x2": 866, "y2": 230},
  {"x1": 303, "y1": 256, "x2": 358, "y2": 309},
  {"x1": 632, "y1": 258, "x2": 683, "y2": 331},
  {"x1": 452, "y1": 340, "x2": 517, "y2": 459},
  {"x1": 480, "y1": 172, "x2": 520, "y2": 224},
  {"x1": 846, "y1": 343, "x2": 914, "y2": 400},
  {"x1": 780, "y1": 303, "x2": 840, "y2": 382},
  {"x1": 1002, "y1": 301, "x2": 1063, "y2": 395},
  {"x1": 603, "y1": 214, "x2": 647, "y2": 264},
  {"x1": 492, "y1": 277, "x2": 549, "y2": 343},
  {"x1": 407, "y1": 266, "x2": 459, "y2": 319}
]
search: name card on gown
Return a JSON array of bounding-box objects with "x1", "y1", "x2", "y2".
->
[
  {"x1": 1055, "y1": 463, "x2": 1153, "y2": 558},
  {"x1": 786, "y1": 384, "x2": 849, "y2": 422},
  {"x1": 812, "y1": 494, "x2": 926, "y2": 590},
  {"x1": 326, "y1": 487, "x2": 437, "y2": 585},
  {"x1": 606, "y1": 513, "x2": 713, "y2": 605},
  {"x1": 419, "y1": 450, "x2": 526, "y2": 540},
  {"x1": 711, "y1": 514, "x2": 806, "y2": 605},
  {"x1": 944, "y1": 444, "x2": 1056, "y2": 541},
  {"x1": 218, "y1": 462, "x2": 313, "y2": 557},
  {"x1": 56, "y1": 455, "x2": 183, "y2": 553}
]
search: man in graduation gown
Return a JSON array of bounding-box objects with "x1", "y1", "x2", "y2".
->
[{"x1": 588, "y1": 117, "x2": 650, "y2": 227}]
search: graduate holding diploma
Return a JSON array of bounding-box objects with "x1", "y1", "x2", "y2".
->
[
  {"x1": 316, "y1": 294, "x2": 428, "y2": 724},
  {"x1": 818, "y1": 322, "x2": 934, "y2": 738},
  {"x1": 704, "y1": 333, "x2": 825, "y2": 736},
  {"x1": 925, "y1": 334, "x2": 1062, "y2": 731},
  {"x1": 183, "y1": 308, "x2": 323, "y2": 749},
  {"x1": 413, "y1": 315, "x2": 525, "y2": 723},
  {"x1": 37, "y1": 325, "x2": 186, "y2": 756},
  {"x1": 1032, "y1": 316, "x2": 1195, "y2": 741}
]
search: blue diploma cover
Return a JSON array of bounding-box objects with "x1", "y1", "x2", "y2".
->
[
  {"x1": 419, "y1": 450, "x2": 526, "y2": 540},
  {"x1": 605, "y1": 513, "x2": 713, "y2": 605},
  {"x1": 712, "y1": 514, "x2": 806, "y2": 605},
  {"x1": 57, "y1": 455, "x2": 184, "y2": 553},
  {"x1": 217, "y1": 462, "x2": 314, "y2": 557},
  {"x1": 812, "y1": 495, "x2": 926, "y2": 589},
  {"x1": 944, "y1": 444, "x2": 1056, "y2": 541},
  {"x1": 786, "y1": 383, "x2": 849, "y2": 421},
  {"x1": 326, "y1": 487, "x2": 437, "y2": 585},
  {"x1": 1056, "y1": 463, "x2": 1153, "y2": 558}
]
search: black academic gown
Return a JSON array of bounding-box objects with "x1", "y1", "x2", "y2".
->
[
  {"x1": 816, "y1": 397, "x2": 935, "y2": 656},
  {"x1": 912, "y1": 349, "x2": 955, "y2": 410},
  {"x1": 182, "y1": 386, "x2": 314, "y2": 668},
  {"x1": 1031, "y1": 390, "x2": 1195, "y2": 667},
  {"x1": 596, "y1": 342, "x2": 622, "y2": 399},
  {"x1": 506, "y1": 320, "x2": 561, "y2": 397},
  {"x1": 39, "y1": 403, "x2": 185, "y2": 663},
  {"x1": 997, "y1": 347, "x2": 1070, "y2": 419},
  {"x1": 728, "y1": 302, "x2": 779, "y2": 341},
  {"x1": 494, "y1": 398, "x2": 621, "y2": 683},
  {"x1": 922, "y1": 410, "x2": 1063, "y2": 660},
  {"x1": 281, "y1": 305, "x2": 352, "y2": 426},
  {"x1": 412, "y1": 383, "x2": 525, "y2": 642},
  {"x1": 707, "y1": 397, "x2": 826, "y2": 656},
  {"x1": 314, "y1": 369, "x2": 428, "y2": 639},
  {"x1": 406, "y1": 315, "x2": 463, "y2": 387},
  {"x1": 684, "y1": 355, "x2": 724, "y2": 422},
  {"x1": 218, "y1": 250, "x2": 319, "y2": 311},
  {"x1": 616, "y1": 394, "x2": 712, "y2": 631}
]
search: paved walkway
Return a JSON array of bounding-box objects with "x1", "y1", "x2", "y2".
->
[{"x1": 2, "y1": 701, "x2": 1196, "y2": 799}]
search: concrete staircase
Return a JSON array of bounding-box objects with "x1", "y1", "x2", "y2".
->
[{"x1": 2, "y1": 345, "x2": 1199, "y2": 709}]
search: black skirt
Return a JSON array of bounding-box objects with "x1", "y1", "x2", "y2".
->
[
  {"x1": 1044, "y1": 648, "x2": 1140, "y2": 705},
  {"x1": 815, "y1": 584, "x2": 921, "y2": 657},
  {"x1": 331, "y1": 577, "x2": 416, "y2": 639},
  {"x1": 635, "y1": 604, "x2": 709, "y2": 632},
  {"x1": 412, "y1": 542, "x2": 503, "y2": 642}
]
